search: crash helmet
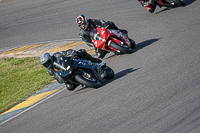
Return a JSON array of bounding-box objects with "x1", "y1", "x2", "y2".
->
[
  {"x1": 40, "y1": 53, "x2": 53, "y2": 68},
  {"x1": 76, "y1": 14, "x2": 88, "y2": 30}
]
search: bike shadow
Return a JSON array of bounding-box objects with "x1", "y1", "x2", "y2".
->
[
  {"x1": 155, "y1": 7, "x2": 173, "y2": 14},
  {"x1": 155, "y1": 0, "x2": 196, "y2": 14},
  {"x1": 75, "y1": 68, "x2": 140, "y2": 92},
  {"x1": 100, "y1": 67, "x2": 140, "y2": 87},
  {"x1": 181, "y1": 0, "x2": 196, "y2": 6},
  {"x1": 133, "y1": 38, "x2": 161, "y2": 53},
  {"x1": 103, "y1": 38, "x2": 161, "y2": 60}
]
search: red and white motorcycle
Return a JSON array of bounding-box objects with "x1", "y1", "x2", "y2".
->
[
  {"x1": 90, "y1": 26, "x2": 136, "y2": 55},
  {"x1": 139, "y1": 0, "x2": 185, "y2": 11},
  {"x1": 156, "y1": 0, "x2": 185, "y2": 7}
]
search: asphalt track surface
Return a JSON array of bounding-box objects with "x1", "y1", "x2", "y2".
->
[{"x1": 0, "y1": 0, "x2": 200, "y2": 133}]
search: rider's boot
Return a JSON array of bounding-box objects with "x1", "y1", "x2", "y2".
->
[
  {"x1": 143, "y1": 1, "x2": 156, "y2": 13},
  {"x1": 128, "y1": 38, "x2": 136, "y2": 49},
  {"x1": 118, "y1": 29, "x2": 128, "y2": 36},
  {"x1": 94, "y1": 47, "x2": 108, "y2": 59},
  {"x1": 88, "y1": 55, "x2": 102, "y2": 63},
  {"x1": 65, "y1": 81, "x2": 78, "y2": 91}
]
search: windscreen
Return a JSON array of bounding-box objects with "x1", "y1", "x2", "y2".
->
[{"x1": 90, "y1": 29, "x2": 102, "y2": 40}]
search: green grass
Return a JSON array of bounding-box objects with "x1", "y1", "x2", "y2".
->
[{"x1": 0, "y1": 57, "x2": 54, "y2": 114}]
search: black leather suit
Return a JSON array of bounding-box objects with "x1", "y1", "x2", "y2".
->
[{"x1": 47, "y1": 49, "x2": 101, "y2": 91}]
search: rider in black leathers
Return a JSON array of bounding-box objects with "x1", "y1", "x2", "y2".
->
[
  {"x1": 76, "y1": 14, "x2": 131, "y2": 59},
  {"x1": 40, "y1": 49, "x2": 101, "y2": 91}
]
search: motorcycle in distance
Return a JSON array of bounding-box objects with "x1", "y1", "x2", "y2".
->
[
  {"x1": 90, "y1": 26, "x2": 136, "y2": 57},
  {"x1": 156, "y1": 0, "x2": 185, "y2": 8},
  {"x1": 139, "y1": 0, "x2": 185, "y2": 9},
  {"x1": 53, "y1": 56, "x2": 115, "y2": 89}
]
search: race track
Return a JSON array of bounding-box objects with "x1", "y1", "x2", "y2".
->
[{"x1": 0, "y1": 0, "x2": 200, "y2": 132}]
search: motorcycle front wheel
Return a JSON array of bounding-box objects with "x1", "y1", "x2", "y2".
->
[
  {"x1": 74, "y1": 74, "x2": 101, "y2": 88},
  {"x1": 104, "y1": 66, "x2": 115, "y2": 80},
  {"x1": 110, "y1": 41, "x2": 133, "y2": 54},
  {"x1": 172, "y1": 0, "x2": 185, "y2": 6},
  {"x1": 129, "y1": 38, "x2": 136, "y2": 49}
]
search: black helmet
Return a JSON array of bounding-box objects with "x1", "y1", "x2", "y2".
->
[
  {"x1": 76, "y1": 14, "x2": 88, "y2": 30},
  {"x1": 40, "y1": 53, "x2": 53, "y2": 68}
]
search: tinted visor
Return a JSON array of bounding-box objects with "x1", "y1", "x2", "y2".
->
[
  {"x1": 43, "y1": 59, "x2": 51, "y2": 68},
  {"x1": 79, "y1": 21, "x2": 87, "y2": 29}
]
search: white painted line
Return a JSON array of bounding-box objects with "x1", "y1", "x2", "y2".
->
[{"x1": 0, "y1": 87, "x2": 66, "y2": 126}]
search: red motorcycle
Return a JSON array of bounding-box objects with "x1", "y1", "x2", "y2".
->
[
  {"x1": 156, "y1": 0, "x2": 185, "y2": 7},
  {"x1": 139, "y1": 0, "x2": 185, "y2": 11},
  {"x1": 90, "y1": 26, "x2": 135, "y2": 55}
]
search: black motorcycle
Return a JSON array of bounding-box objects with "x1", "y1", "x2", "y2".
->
[{"x1": 53, "y1": 56, "x2": 114, "y2": 89}]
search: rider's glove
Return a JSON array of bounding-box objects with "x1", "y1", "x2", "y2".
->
[
  {"x1": 103, "y1": 22, "x2": 109, "y2": 28},
  {"x1": 71, "y1": 51, "x2": 79, "y2": 59}
]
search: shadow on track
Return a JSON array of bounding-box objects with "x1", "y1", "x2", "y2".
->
[
  {"x1": 100, "y1": 68, "x2": 140, "y2": 87},
  {"x1": 155, "y1": 7, "x2": 173, "y2": 14},
  {"x1": 98, "y1": 38, "x2": 160, "y2": 60},
  {"x1": 75, "y1": 68, "x2": 140, "y2": 92},
  {"x1": 133, "y1": 38, "x2": 161, "y2": 52}
]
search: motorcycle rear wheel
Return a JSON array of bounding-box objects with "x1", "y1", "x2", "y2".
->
[
  {"x1": 74, "y1": 74, "x2": 101, "y2": 88},
  {"x1": 110, "y1": 41, "x2": 132, "y2": 54}
]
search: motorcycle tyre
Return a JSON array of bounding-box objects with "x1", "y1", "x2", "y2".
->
[
  {"x1": 129, "y1": 39, "x2": 136, "y2": 49},
  {"x1": 74, "y1": 74, "x2": 101, "y2": 88},
  {"x1": 110, "y1": 41, "x2": 132, "y2": 54},
  {"x1": 104, "y1": 67, "x2": 115, "y2": 80},
  {"x1": 172, "y1": 0, "x2": 185, "y2": 6}
]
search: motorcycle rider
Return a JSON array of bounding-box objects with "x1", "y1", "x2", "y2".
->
[
  {"x1": 40, "y1": 49, "x2": 101, "y2": 91},
  {"x1": 138, "y1": 0, "x2": 157, "y2": 13},
  {"x1": 76, "y1": 14, "x2": 134, "y2": 59}
]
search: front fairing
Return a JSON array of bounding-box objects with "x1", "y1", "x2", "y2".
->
[
  {"x1": 157, "y1": 0, "x2": 166, "y2": 5},
  {"x1": 53, "y1": 56, "x2": 75, "y2": 79},
  {"x1": 90, "y1": 28, "x2": 102, "y2": 40},
  {"x1": 157, "y1": 0, "x2": 176, "y2": 7},
  {"x1": 75, "y1": 59, "x2": 100, "y2": 81},
  {"x1": 90, "y1": 27, "x2": 110, "y2": 49},
  {"x1": 75, "y1": 59, "x2": 95, "y2": 70},
  {"x1": 97, "y1": 27, "x2": 110, "y2": 41},
  {"x1": 107, "y1": 29, "x2": 131, "y2": 47}
]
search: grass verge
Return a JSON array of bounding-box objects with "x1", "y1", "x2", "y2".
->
[{"x1": 0, "y1": 57, "x2": 54, "y2": 114}]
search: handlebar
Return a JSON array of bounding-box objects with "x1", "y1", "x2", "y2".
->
[
  {"x1": 53, "y1": 62, "x2": 66, "y2": 71},
  {"x1": 104, "y1": 24, "x2": 109, "y2": 29}
]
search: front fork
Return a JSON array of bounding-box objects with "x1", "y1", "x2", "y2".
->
[
  {"x1": 107, "y1": 38, "x2": 127, "y2": 53},
  {"x1": 97, "y1": 62, "x2": 106, "y2": 80},
  {"x1": 76, "y1": 60, "x2": 100, "y2": 81}
]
